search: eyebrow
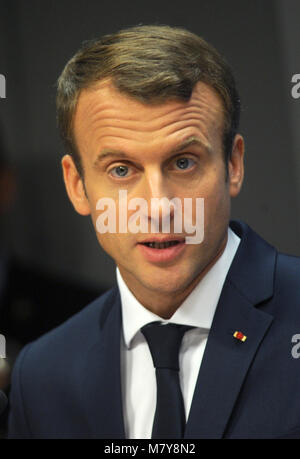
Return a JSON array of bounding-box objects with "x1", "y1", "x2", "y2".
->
[{"x1": 93, "y1": 135, "x2": 211, "y2": 168}]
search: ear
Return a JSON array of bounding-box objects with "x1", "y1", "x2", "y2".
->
[
  {"x1": 61, "y1": 154, "x2": 91, "y2": 216},
  {"x1": 228, "y1": 134, "x2": 245, "y2": 198}
]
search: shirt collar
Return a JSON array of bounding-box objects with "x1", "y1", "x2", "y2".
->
[{"x1": 117, "y1": 227, "x2": 240, "y2": 349}]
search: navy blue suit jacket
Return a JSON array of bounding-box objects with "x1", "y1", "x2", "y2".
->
[{"x1": 7, "y1": 220, "x2": 300, "y2": 438}]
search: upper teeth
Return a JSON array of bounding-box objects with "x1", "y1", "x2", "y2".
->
[{"x1": 144, "y1": 241, "x2": 179, "y2": 249}]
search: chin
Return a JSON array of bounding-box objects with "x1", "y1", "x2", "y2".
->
[{"x1": 141, "y1": 270, "x2": 191, "y2": 294}]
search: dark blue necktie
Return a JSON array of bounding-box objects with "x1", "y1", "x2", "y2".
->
[{"x1": 141, "y1": 321, "x2": 193, "y2": 439}]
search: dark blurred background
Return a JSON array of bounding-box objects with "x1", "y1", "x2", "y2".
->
[{"x1": 0, "y1": 0, "x2": 300, "y2": 432}]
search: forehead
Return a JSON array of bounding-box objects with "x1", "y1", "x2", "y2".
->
[{"x1": 73, "y1": 79, "x2": 225, "y2": 157}]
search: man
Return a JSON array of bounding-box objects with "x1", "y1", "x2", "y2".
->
[{"x1": 7, "y1": 25, "x2": 300, "y2": 439}]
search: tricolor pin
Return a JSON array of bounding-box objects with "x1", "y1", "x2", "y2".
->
[{"x1": 233, "y1": 331, "x2": 247, "y2": 342}]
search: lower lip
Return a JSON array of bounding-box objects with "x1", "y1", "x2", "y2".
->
[{"x1": 137, "y1": 241, "x2": 186, "y2": 263}]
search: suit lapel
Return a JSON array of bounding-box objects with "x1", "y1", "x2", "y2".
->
[
  {"x1": 184, "y1": 280, "x2": 273, "y2": 438},
  {"x1": 81, "y1": 288, "x2": 125, "y2": 439},
  {"x1": 185, "y1": 220, "x2": 276, "y2": 439}
]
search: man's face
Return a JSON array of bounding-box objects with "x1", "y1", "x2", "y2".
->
[{"x1": 62, "y1": 80, "x2": 244, "y2": 315}]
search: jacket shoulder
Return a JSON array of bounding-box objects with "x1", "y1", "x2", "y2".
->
[
  {"x1": 13, "y1": 286, "x2": 119, "y2": 372},
  {"x1": 276, "y1": 252, "x2": 300, "y2": 286},
  {"x1": 8, "y1": 287, "x2": 120, "y2": 438}
]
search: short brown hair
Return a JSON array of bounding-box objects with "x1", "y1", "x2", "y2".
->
[{"x1": 56, "y1": 24, "x2": 240, "y2": 177}]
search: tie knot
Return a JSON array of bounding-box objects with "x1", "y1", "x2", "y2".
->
[{"x1": 141, "y1": 321, "x2": 193, "y2": 371}]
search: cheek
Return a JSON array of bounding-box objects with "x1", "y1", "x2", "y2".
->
[
  {"x1": 87, "y1": 203, "x2": 117, "y2": 255},
  {"x1": 202, "y1": 177, "x2": 230, "y2": 226},
  {"x1": 95, "y1": 230, "x2": 124, "y2": 261},
  {"x1": 92, "y1": 208, "x2": 132, "y2": 259}
]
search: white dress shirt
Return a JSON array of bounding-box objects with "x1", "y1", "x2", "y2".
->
[{"x1": 117, "y1": 227, "x2": 240, "y2": 439}]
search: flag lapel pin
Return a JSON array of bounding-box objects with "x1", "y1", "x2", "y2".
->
[{"x1": 233, "y1": 331, "x2": 247, "y2": 342}]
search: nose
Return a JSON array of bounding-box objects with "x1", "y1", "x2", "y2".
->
[{"x1": 137, "y1": 168, "x2": 178, "y2": 233}]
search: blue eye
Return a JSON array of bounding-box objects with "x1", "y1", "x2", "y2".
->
[
  {"x1": 110, "y1": 165, "x2": 129, "y2": 177},
  {"x1": 175, "y1": 157, "x2": 195, "y2": 170}
]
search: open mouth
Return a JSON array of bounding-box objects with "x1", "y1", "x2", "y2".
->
[
  {"x1": 140, "y1": 240, "x2": 183, "y2": 249},
  {"x1": 138, "y1": 238, "x2": 186, "y2": 262}
]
